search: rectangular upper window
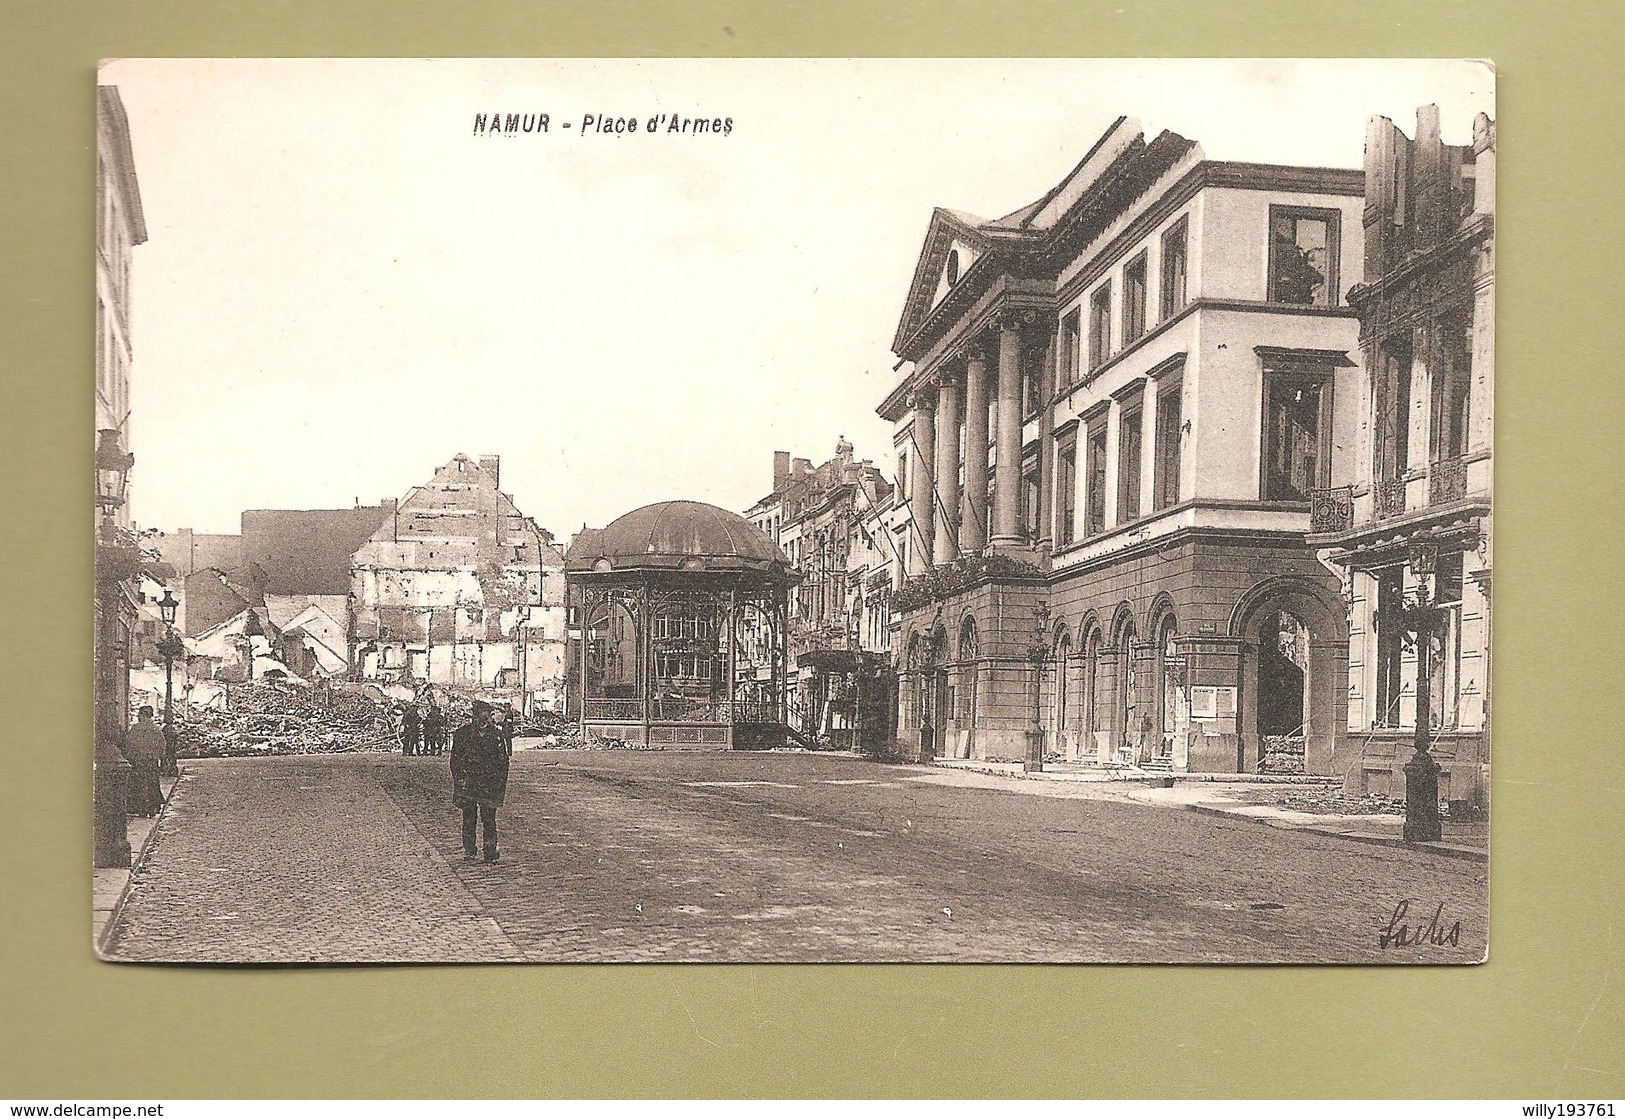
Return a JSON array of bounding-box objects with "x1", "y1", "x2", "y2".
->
[
  {"x1": 1268, "y1": 205, "x2": 1340, "y2": 306},
  {"x1": 1056, "y1": 435, "x2": 1078, "y2": 546},
  {"x1": 1022, "y1": 342, "x2": 1046, "y2": 418},
  {"x1": 1059, "y1": 308, "x2": 1082, "y2": 385},
  {"x1": 1374, "y1": 337, "x2": 1413, "y2": 482},
  {"x1": 1160, "y1": 217, "x2": 1188, "y2": 320},
  {"x1": 1123, "y1": 252, "x2": 1148, "y2": 345},
  {"x1": 1088, "y1": 283, "x2": 1112, "y2": 371},
  {"x1": 1085, "y1": 420, "x2": 1109, "y2": 537},
  {"x1": 1430, "y1": 307, "x2": 1474, "y2": 461},
  {"x1": 1262, "y1": 371, "x2": 1330, "y2": 502},
  {"x1": 1021, "y1": 453, "x2": 1041, "y2": 542},
  {"x1": 1118, "y1": 401, "x2": 1143, "y2": 523},
  {"x1": 1153, "y1": 381, "x2": 1183, "y2": 511}
]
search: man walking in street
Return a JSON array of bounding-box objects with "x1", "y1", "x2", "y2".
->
[
  {"x1": 450, "y1": 700, "x2": 510, "y2": 863},
  {"x1": 498, "y1": 704, "x2": 517, "y2": 756},
  {"x1": 123, "y1": 705, "x2": 167, "y2": 817}
]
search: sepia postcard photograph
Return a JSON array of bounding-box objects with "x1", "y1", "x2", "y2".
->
[{"x1": 91, "y1": 57, "x2": 1495, "y2": 965}]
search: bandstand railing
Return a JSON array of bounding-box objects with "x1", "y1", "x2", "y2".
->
[{"x1": 583, "y1": 697, "x2": 642, "y2": 721}]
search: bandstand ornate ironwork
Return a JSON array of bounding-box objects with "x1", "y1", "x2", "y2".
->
[{"x1": 565, "y1": 501, "x2": 797, "y2": 749}]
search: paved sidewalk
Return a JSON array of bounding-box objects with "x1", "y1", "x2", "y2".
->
[
  {"x1": 92, "y1": 776, "x2": 179, "y2": 954},
  {"x1": 922, "y1": 756, "x2": 1487, "y2": 862},
  {"x1": 104, "y1": 756, "x2": 524, "y2": 963}
]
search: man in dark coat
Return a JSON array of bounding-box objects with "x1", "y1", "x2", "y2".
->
[
  {"x1": 400, "y1": 702, "x2": 421, "y2": 756},
  {"x1": 423, "y1": 704, "x2": 445, "y2": 755},
  {"x1": 123, "y1": 706, "x2": 167, "y2": 817},
  {"x1": 450, "y1": 700, "x2": 509, "y2": 862},
  {"x1": 498, "y1": 705, "x2": 517, "y2": 756}
]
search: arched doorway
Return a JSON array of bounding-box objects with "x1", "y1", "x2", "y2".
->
[
  {"x1": 1255, "y1": 608, "x2": 1309, "y2": 772},
  {"x1": 929, "y1": 624, "x2": 949, "y2": 758},
  {"x1": 958, "y1": 615, "x2": 980, "y2": 759},
  {"x1": 1112, "y1": 610, "x2": 1138, "y2": 763},
  {"x1": 1082, "y1": 624, "x2": 1103, "y2": 761},
  {"x1": 914, "y1": 625, "x2": 948, "y2": 759},
  {"x1": 1051, "y1": 625, "x2": 1072, "y2": 757},
  {"x1": 1233, "y1": 578, "x2": 1349, "y2": 776},
  {"x1": 1152, "y1": 611, "x2": 1181, "y2": 765},
  {"x1": 904, "y1": 631, "x2": 923, "y2": 735}
]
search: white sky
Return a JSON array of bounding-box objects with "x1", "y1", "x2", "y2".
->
[{"x1": 101, "y1": 58, "x2": 1493, "y2": 537}]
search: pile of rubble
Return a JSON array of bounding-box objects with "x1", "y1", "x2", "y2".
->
[
  {"x1": 515, "y1": 707, "x2": 584, "y2": 749},
  {"x1": 1245, "y1": 787, "x2": 1407, "y2": 816},
  {"x1": 175, "y1": 681, "x2": 398, "y2": 758}
]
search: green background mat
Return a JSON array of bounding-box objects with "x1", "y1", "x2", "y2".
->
[{"x1": 4, "y1": 0, "x2": 1622, "y2": 1099}]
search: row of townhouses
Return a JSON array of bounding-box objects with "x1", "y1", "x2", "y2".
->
[{"x1": 752, "y1": 107, "x2": 1492, "y2": 808}]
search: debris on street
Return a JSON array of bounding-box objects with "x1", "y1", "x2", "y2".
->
[
  {"x1": 1238, "y1": 787, "x2": 1406, "y2": 816},
  {"x1": 175, "y1": 681, "x2": 397, "y2": 758}
]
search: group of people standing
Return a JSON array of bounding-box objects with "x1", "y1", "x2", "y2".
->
[
  {"x1": 397, "y1": 699, "x2": 518, "y2": 757},
  {"x1": 397, "y1": 702, "x2": 447, "y2": 756}
]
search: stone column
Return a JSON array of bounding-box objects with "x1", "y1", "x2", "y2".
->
[
  {"x1": 961, "y1": 348, "x2": 991, "y2": 554},
  {"x1": 991, "y1": 320, "x2": 1024, "y2": 546},
  {"x1": 933, "y1": 371, "x2": 962, "y2": 564},
  {"x1": 910, "y1": 389, "x2": 936, "y2": 573},
  {"x1": 1035, "y1": 340, "x2": 1056, "y2": 551}
]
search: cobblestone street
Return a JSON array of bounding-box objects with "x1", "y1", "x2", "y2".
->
[{"x1": 107, "y1": 751, "x2": 1489, "y2": 964}]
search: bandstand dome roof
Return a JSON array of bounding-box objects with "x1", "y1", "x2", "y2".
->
[{"x1": 564, "y1": 500, "x2": 794, "y2": 578}]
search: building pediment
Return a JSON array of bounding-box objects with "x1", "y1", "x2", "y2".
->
[{"x1": 891, "y1": 208, "x2": 998, "y2": 356}]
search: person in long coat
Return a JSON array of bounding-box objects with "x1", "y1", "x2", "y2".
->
[
  {"x1": 423, "y1": 704, "x2": 445, "y2": 755},
  {"x1": 498, "y1": 705, "x2": 517, "y2": 756},
  {"x1": 450, "y1": 700, "x2": 510, "y2": 862},
  {"x1": 400, "y1": 702, "x2": 421, "y2": 756},
  {"x1": 122, "y1": 706, "x2": 167, "y2": 817}
]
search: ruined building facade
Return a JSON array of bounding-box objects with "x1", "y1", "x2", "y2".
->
[
  {"x1": 350, "y1": 455, "x2": 567, "y2": 712},
  {"x1": 1311, "y1": 106, "x2": 1495, "y2": 808}
]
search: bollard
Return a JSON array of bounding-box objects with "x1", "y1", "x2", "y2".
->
[
  {"x1": 93, "y1": 739, "x2": 132, "y2": 868},
  {"x1": 1403, "y1": 748, "x2": 1443, "y2": 843},
  {"x1": 917, "y1": 727, "x2": 934, "y2": 765},
  {"x1": 1024, "y1": 725, "x2": 1044, "y2": 773}
]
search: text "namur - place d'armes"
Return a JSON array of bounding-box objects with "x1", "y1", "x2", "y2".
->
[{"x1": 472, "y1": 111, "x2": 735, "y2": 137}]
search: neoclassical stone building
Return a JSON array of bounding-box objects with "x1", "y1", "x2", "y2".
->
[{"x1": 879, "y1": 116, "x2": 1367, "y2": 776}]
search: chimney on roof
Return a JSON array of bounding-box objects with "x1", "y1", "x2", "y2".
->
[
  {"x1": 792, "y1": 457, "x2": 812, "y2": 479},
  {"x1": 478, "y1": 455, "x2": 501, "y2": 489},
  {"x1": 773, "y1": 451, "x2": 791, "y2": 494}
]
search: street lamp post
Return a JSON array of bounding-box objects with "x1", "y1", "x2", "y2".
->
[
  {"x1": 93, "y1": 428, "x2": 136, "y2": 868},
  {"x1": 155, "y1": 587, "x2": 183, "y2": 777},
  {"x1": 511, "y1": 543, "x2": 545, "y2": 720},
  {"x1": 1025, "y1": 602, "x2": 1050, "y2": 774},
  {"x1": 1400, "y1": 545, "x2": 1447, "y2": 843}
]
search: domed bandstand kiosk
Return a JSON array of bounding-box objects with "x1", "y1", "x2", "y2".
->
[{"x1": 564, "y1": 501, "x2": 798, "y2": 749}]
